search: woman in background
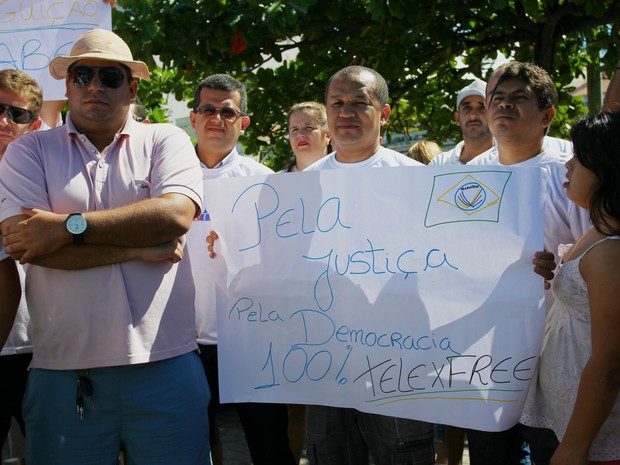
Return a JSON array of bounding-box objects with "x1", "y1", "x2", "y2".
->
[
  {"x1": 282, "y1": 101, "x2": 330, "y2": 463},
  {"x1": 286, "y1": 101, "x2": 330, "y2": 172}
]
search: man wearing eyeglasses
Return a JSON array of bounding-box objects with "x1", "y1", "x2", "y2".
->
[
  {"x1": 0, "y1": 69, "x2": 42, "y2": 465},
  {"x1": 0, "y1": 29, "x2": 209, "y2": 465},
  {"x1": 186, "y1": 74, "x2": 295, "y2": 465}
]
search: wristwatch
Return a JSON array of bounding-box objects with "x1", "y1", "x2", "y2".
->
[{"x1": 65, "y1": 213, "x2": 88, "y2": 245}]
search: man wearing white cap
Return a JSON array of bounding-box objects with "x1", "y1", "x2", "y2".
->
[
  {"x1": 0, "y1": 29, "x2": 209, "y2": 465},
  {"x1": 429, "y1": 78, "x2": 492, "y2": 465},
  {"x1": 430, "y1": 78, "x2": 493, "y2": 165}
]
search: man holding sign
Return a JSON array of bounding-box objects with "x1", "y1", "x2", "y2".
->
[
  {"x1": 468, "y1": 61, "x2": 591, "y2": 465},
  {"x1": 202, "y1": 64, "x2": 558, "y2": 464},
  {"x1": 187, "y1": 73, "x2": 295, "y2": 465},
  {"x1": 0, "y1": 29, "x2": 209, "y2": 464},
  {"x1": 303, "y1": 65, "x2": 434, "y2": 465}
]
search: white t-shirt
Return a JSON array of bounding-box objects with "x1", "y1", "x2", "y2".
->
[
  {"x1": 187, "y1": 148, "x2": 273, "y2": 345},
  {"x1": 429, "y1": 141, "x2": 465, "y2": 165},
  {"x1": 0, "y1": 263, "x2": 29, "y2": 355},
  {"x1": 468, "y1": 145, "x2": 590, "y2": 264},
  {"x1": 305, "y1": 146, "x2": 423, "y2": 170},
  {"x1": 544, "y1": 135, "x2": 572, "y2": 156},
  {"x1": 431, "y1": 137, "x2": 570, "y2": 166}
]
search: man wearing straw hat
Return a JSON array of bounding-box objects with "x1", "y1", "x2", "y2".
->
[{"x1": 0, "y1": 29, "x2": 209, "y2": 464}]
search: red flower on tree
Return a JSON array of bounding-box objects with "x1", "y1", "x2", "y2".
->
[{"x1": 231, "y1": 32, "x2": 246, "y2": 55}]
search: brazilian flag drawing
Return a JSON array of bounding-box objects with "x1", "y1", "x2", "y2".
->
[{"x1": 424, "y1": 170, "x2": 512, "y2": 227}]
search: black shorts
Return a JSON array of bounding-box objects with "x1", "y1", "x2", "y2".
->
[{"x1": 0, "y1": 352, "x2": 32, "y2": 443}]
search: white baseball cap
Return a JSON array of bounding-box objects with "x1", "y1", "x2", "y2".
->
[{"x1": 456, "y1": 79, "x2": 486, "y2": 110}]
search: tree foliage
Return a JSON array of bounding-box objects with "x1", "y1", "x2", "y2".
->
[{"x1": 114, "y1": 0, "x2": 620, "y2": 170}]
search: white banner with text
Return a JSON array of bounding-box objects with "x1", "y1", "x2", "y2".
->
[
  {"x1": 0, "y1": 0, "x2": 112, "y2": 100},
  {"x1": 203, "y1": 165, "x2": 546, "y2": 431}
]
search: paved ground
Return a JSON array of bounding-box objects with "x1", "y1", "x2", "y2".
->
[{"x1": 218, "y1": 403, "x2": 257, "y2": 464}]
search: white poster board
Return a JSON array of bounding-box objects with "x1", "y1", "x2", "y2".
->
[
  {"x1": 0, "y1": 0, "x2": 112, "y2": 100},
  {"x1": 203, "y1": 165, "x2": 546, "y2": 431}
]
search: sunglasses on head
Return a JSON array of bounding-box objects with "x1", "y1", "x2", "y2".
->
[
  {"x1": 0, "y1": 103, "x2": 36, "y2": 124},
  {"x1": 69, "y1": 65, "x2": 127, "y2": 89},
  {"x1": 194, "y1": 104, "x2": 243, "y2": 120}
]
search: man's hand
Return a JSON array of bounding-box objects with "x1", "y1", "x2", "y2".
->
[
  {"x1": 1, "y1": 209, "x2": 68, "y2": 263},
  {"x1": 533, "y1": 250, "x2": 556, "y2": 290},
  {"x1": 206, "y1": 230, "x2": 218, "y2": 259},
  {"x1": 140, "y1": 239, "x2": 185, "y2": 263}
]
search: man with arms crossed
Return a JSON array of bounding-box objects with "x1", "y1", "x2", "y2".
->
[{"x1": 0, "y1": 29, "x2": 209, "y2": 465}]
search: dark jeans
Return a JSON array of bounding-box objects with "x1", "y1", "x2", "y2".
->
[
  {"x1": 306, "y1": 405, "x2": 434, "y2": 465},
  {"x1": 467, "y1": 424, "x2": 559, "y2": 465},
  {"x1": 522, "y1": 425, "x2": 559, "y2": 465},
  {"x1": 236, "y1": 402, "x2": 296, "y2": 465}
]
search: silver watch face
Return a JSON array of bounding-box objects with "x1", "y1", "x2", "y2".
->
[{"x1": 66, "y1": 215, "x2": 87, "y2": 235}]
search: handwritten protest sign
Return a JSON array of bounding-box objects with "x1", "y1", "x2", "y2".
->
[
  {"x1": 203, "y1": 165, "x2": 546, "y2": 431},
  {"x1": 0, "y1": 0, "x2": 112, "y2": 100}
]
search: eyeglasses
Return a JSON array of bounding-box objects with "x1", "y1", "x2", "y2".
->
[
  {"x1": 194, "y1": 104, "x2": 243, "y2": 120},
  {"x1": 69, "y1": 66, "x2": 127, "y2": 89},
  {"x1": 0, "y1": 103, "x2": 36, "y2": 124}
]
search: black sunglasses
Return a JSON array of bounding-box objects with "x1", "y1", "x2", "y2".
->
[
  {"x1": 69, "y1": 65, "x2": 127, "y2": 89},
  {"x1": 194, "y1": 104, "x2": 243, "y2": 120},
  {"x1": 0, "y1": 103, "x2": 36, "y2": 124}
]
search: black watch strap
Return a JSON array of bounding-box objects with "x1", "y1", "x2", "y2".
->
[{"x1": 65, "y1": 213, "x2": 88, "y2": 246}]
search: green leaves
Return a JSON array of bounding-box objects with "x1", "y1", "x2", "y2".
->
[{"x1": 116, "y1": 0, "x2": 620, "y2": 169}]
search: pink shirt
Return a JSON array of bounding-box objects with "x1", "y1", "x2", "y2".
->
[{"x1": 0, "y1": 114, "x2": 203, "y2": 370}]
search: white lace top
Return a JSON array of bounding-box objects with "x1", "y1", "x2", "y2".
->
[{"x1": 521, "y1": 236, "x2": 620, "y2": 460}]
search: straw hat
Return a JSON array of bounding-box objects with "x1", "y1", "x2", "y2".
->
[{"x1": 49, "y1": 29, "x2": 149, "y2": 81}]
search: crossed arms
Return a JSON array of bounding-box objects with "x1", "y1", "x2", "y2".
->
[{"x1": 0, "y1": 193, "x2": 197, "y2": 269}]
